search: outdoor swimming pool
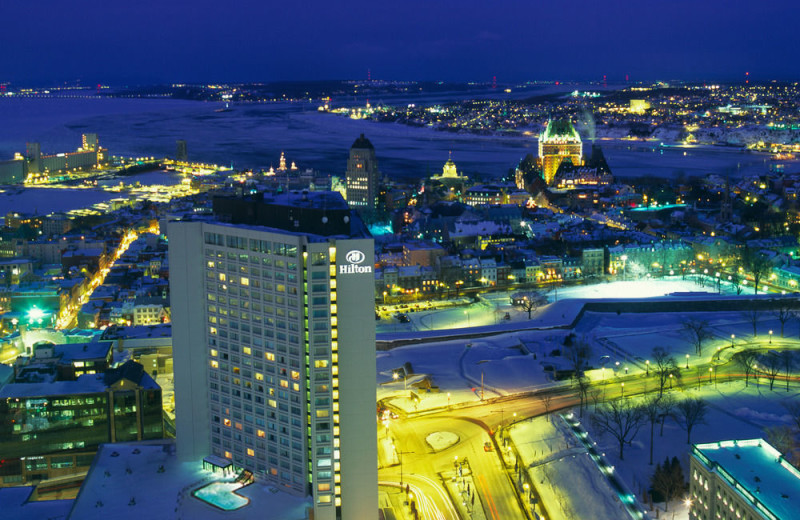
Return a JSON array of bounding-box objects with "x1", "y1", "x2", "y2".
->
[{"x1": 192, "y1": 481, "x2": 250, "y2": 511}]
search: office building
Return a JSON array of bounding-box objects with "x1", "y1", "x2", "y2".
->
[
  {"x1": 176, "y1": 140, "x2": 188, "y2": 163},
  {"x1": 168, "y1": 190, "x2": 377, "y2": 520},
  {"x1": 690, "y1": 439, "x2": 800, "y2": 520},
  {"x1": 0, "y1": 360, "x2": 163, "y2": 485},
  {"x1": 538, "y1": 119, "x2": 583, "y2": 186},
  {"x1": 345, "y1": 134, "x2": 380, "y2": 214}
]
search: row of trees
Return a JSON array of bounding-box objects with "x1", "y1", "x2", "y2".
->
[{"x1": 591, "y1": 395, "x2": 708, "y2": 462}]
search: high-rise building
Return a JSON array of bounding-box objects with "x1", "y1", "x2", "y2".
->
[
  {"x1": 176, "y1": 140, "x2": 188, "y2": 163},
  {"x1": 538, "y1": 120, "x2": 583, "y2": 186},
  {"x1": 82, "y1": 133, "x2": 98, "y2": 151},
  {"x1": 345, "y1": 134, "x2": 380, "y2": 213},
  {"x1": 168, "y1": 190, "x2": 377, "y2": 520}
]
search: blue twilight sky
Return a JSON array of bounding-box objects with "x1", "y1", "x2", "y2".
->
[{"x1": 2, "y1": 0, "x2": 798, "y2": 85}]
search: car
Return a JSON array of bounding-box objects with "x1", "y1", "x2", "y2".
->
[
  {"x1": 483, "y1": 441, "x2": 493, "y2": 452},
  {"x1": 396, "y1": 314, "x2": 410, "y2": 323}
]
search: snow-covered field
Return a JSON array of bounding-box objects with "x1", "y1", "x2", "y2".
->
[{"x1": 378, "y1": 278, "x2": 800, "y2": 519}]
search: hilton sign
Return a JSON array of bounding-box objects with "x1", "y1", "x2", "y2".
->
[{"x1": 339, "y1": 249, "x2": 372, "y2": 274}]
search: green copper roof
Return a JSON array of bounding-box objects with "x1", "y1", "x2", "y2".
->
[{"x1": 541, "y1": 120, "x2": 581, "y2": 142}]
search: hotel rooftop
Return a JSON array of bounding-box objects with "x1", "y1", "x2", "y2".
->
[{"x1": 692, "y1": 438, "x2": 800, "y2": 520}]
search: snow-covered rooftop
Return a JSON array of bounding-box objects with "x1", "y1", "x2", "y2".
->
[{"x1": 693, "y1": 438, "x2": 800, "y2": 520}]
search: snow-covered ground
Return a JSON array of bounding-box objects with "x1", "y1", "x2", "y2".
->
[
  {"x1": 378, "y1": 277, "x2": 800, "y2": 519},
  {"x1": 509, "y1": 416, "x2": 633, "y2": 520},
  {"x1": 377, "y1": 276, "x2": 751, "y2": 335},
  {"x1": 68, "y1": 442, "x2": 310, "y2": 520}
]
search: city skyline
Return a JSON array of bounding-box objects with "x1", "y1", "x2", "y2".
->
[{"x1": 3, "y1": 1, "x2": 800, "y2": 85}]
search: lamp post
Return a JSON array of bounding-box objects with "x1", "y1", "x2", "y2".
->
[
  {"x1": 447, "y1": 392, "x2": 451, "y2": 408},
  {"x1": 393, "y1": 371, "x2": 407, "y2": 393},
  {"x1": 769, "y1": 330, "x2": 773, "y2": 344},
  {"x1": 731, "y1": 334, "x2": 735, "y2": 347},
  {"x1": 646, "y1": 360, "x2": 650, "y2": 376},
  {"x1": 686, "y1": 354, "x2": 690, "y2": 369},
  {"x1": 709, "y1": 367, "x2": 713, "y2": 385},
  {"x1": 621, "y1": 382, "x2": 625, "y2": 398}
]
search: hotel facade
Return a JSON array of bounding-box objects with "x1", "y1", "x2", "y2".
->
[{"x1": 169, "y1": 191, "x2": 377, "y2": 520}]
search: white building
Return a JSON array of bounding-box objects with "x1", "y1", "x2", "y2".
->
[{"x1": 169, "y1": 190, "x2": 377, "y2": 520}]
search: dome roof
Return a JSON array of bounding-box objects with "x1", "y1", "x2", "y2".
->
[{"x1": 351, "y1": 133, "x2": 374, "y2": 150}]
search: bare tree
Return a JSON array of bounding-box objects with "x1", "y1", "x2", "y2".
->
[
  {"x1": 736, "y1": 349, "x2": 759, "y2": 387},
  {"x1": 641, "y1": 395, "x2": 662, "y2": 465},
  {"x1": 512, "y1": 291, "x2": 546, "y2": 319},
  {"x1": 741, "y1": 309, "x2": 760, "y2": 337},
  {"x1": 591, "y1": 398, "x2": 645, "y2": 460},
  {"x1": 773, "y1": 299, "x2": 796, "y2": 338},
  {"x1": 574, "y1": 375, "x2": 591, "y2": 417},
  {"x1": 658, "y1": 394, "x2": 676, "y2": 437},
  {"x1": 540, "y1": 393, "x2": 553, "y2": 422},
  {"x1": 729, "y1": 271, "x2": 744, "y2": 295},
  {"x1": 741, "y1": 248, "x2": 772, "y2": 294},
  {"x1": 761, "y1": 352, "x2": 782, "y2": 391},
  {"x1": 563, "y1": 336, "x2": 592, "y2": 378},
  {"x1": 681, "y1": 319, "x2": 715, "y2": 356},
  {"x1": 675, "y1": 397, "x2": 708, "y2": 444},
  {"x1": 784, "y1": 401, "x2": 800, "y2": 432},
  {"x1": 781, "y1": 350, "x2": 794, "y2": 392},
  {"x1": 652, "y1": 347, "x2": 680, "y2": 397},
  {"x1": 764, "y1": 425, "x2": 795, "y2": 461},
  {"x1": 590, "y1": 389, "x2": 602, "y2": 412}
]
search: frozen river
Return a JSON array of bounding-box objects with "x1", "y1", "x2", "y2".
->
[{"x1": 1, "y1": 96, "x2": 796, "y2": 184}]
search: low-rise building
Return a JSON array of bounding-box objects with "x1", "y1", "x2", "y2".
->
[
  {"x1": 0, "y1": 360, "x2": 162, "y2": 486},
  {"x1": 690, "y1": 438, "x2": 800, "y2": 520}
]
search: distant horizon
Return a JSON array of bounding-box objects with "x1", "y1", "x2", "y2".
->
[
  {"x1": 3, "y1": 77, "x2": 798, "y2": 90},
  {"x1": 3, "y1": 1, "x2": 799, "y2": 87}
]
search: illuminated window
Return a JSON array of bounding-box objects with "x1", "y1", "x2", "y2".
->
[
  {"x1": 243, "y1": 347, "x2": 252, "y2": 355},
  {"x1": 210, "y1": 360, "x2": 219, "y2": 369},
  {"x1": 265, "y1": 353, "x2": 275, "y2": 361},
  {"x1": 316, "y1": 410, "x2": 329, "y2": 418},
  {"x1": 291, "y1": 370, "x2": 300, "y2": 380},
  {"x1": 255, "y1": 373, "x2": 264, "y2": 381},
  {"x1": 293, "y1": 383, "x2": 300, "y2": 391},
  {"x1": 318, "y1": 483, "x2": 331, "y2": 492},
  {"x1": 210, "y1": 349, "x2": 218, "y2": 357},
  {"x1": 247, "y1": 448, "x2": 255, "y2": 456},
  {"x1": 280, "y1": 380, "x2": 288, "y2": 388},
  {"x1": 257, "y1": 429, "x2": 266, "y2": 438},
  {"x1": 225, "y1": 451, "x2": 232, "y2": 459},
  {"x1": 315, "y1": 360, "x2": 329, "y2": 368},
  {"x1": 223, "y1": 418, "x2": 231, "y2": 427}
]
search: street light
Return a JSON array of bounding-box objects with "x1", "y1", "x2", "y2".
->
[
  {"x1": 646, "y1": 360, "x2": 650, "y2": 376},
  {"x1": 447, "y1": 392, "x2": 451, "y2": 408},
  {"x1": 621, "y1": 382, "x2": 625, "y2": 398},
  {"x1": 769, "y1": 330, "x2": 773, "y2": 344},
  {"x1": 686, "y1": 354, "x2": 690, "y2": 369},
  {"x1": 709, "y1": 367, "x2": 713, "y2": 385},
  {"x1": 393, "y1": 371, "x2": 407, "y2": 393}
]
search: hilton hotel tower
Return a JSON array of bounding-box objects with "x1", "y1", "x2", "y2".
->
[{"x1": 169, "y1": 190, "x2": 377, "y2": 520}]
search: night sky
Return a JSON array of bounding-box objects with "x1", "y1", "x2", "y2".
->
[{"x1": 2, "y1": 0, "x2": 799, "y2": 85}]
